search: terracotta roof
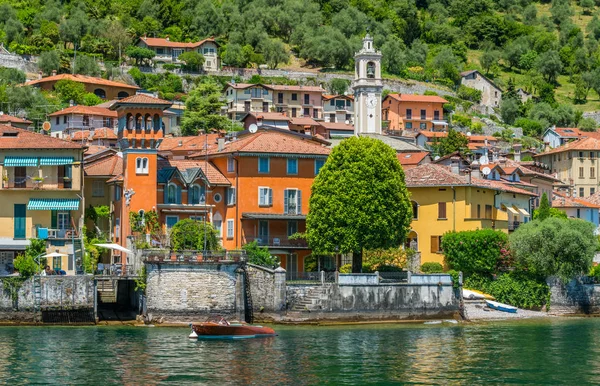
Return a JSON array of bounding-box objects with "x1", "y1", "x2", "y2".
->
[
  {"x1": 405, "y1": 163, "x2": 536, "y2": 196},
  {"x1": 553, "y1": 191, "x2": 600, "y2": 208},
  {"x1": 242, "y1": 112, "x2": 290, "y2": 121},
  {"x1": 417, "y1": 131, "x2": 448, "y2": 139},
  {"x1": 469, "y1": 135, "x2": 497, "y2": 142},
  {"x1": 0, "y1": 125, "x2": 83, "y2": 149},
  {"x1": 26, "y1": 74, "x2": 138, "y2": 89},
  {"x1": 85, "y1": 144, "x2": 110, "y2": 155},
  {"x1": 49, "y1": 105, "x2": 117, "y2": 118},
  {"x1": 139, "y1": 36, "x2": 217, "y2": 49},
  {"x1": 0, "y1": 113, "x2": 32, "y2": 125},
  {"x1": 397, "y1": 151, "x2": 429, "y2": 166},
  {"x1": 386, "y1": 93, "x2": 448, "y2": 104},
  {"x1": 110, "y1": 94, "x2": 172, "y2": 108},
  {"x1": 266, "y1": 84, "x2": 326, "y2": 93},
  {"x1": 106, "y1": 174, "x2": 123, "y2": 183},
  {"x1": 70, "y1": 130, "x2": 91, "y2": 141},
  {"x1": 584, "y1": 191, "x2": 600, "y2": 206},
  {"x1": 158, "y1": 159, "x2": 230, "y2": 185},
  {"x1": 319, "y1": 122, "x2": 355, "y2": 131},
  {"x1": 84, "y1": 153, "x2": 123, "y2": 176},
  {"x1": 158, "y1": 134, "x2": 220, "y2": 153},
  {"x1": 226, "y1": 83, "x2": 256, "y2": 90},
  {"x1": 289, "y1": 117, "x2": 321, "y2": 126},
  {"x1": 197, "y1": 129, "x2": 330, "y2": 157},
  {"x1": 323, "y1": 94, "x2": 354, "y2": 101},
  {"x1": 92, "y1": 128, "x2": 117, "y2": 140},
  {"x1": 537, "y1": 137, "x2": 600, "y2": 156},
  {"x1": 460, "y1": 70, "x2": 503, "y2": 91},
  {"x1": 549, "y1": 127, "x2": 600, "y2": 139}
]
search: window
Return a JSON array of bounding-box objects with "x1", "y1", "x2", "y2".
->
[
  {"x1": 313, "y1": 109, "x2": 319, "y2": 119},
  {"x1": 213, "y1": 220, "x2": 222, "y2": 237},
  {"x1": 592, "y1": 152, "x2": 596, "y2": 160},
  {"x1": 592, "y1": 167, "x2": 596, "y2": 178},
  {"x1": 244, "y1": 101, "x2": 250, "y2": 112},
  {"x1": 577, "y1": 209, "x2": 581, "y2": 218},
  {"x1": 406, "y1": 109, "x2": 412, "y2": 119},
  {"x1": 57, "y1": 211, "x2": 69, "y2": 230},
  {"x1": 477, "y1": 204, "x2": 481, "y2": 219},
  {"x1": 278, "y1": 93, "x2": 284, "y2": 104},
  {"x1": 580, "y1": 187, "x2": 585, "y2": 197},
  {"x1": 258, "y1": 220, "x2": 269, "y2": 243},
  {"x1": 56, "y1": 117, "x2": 59, "y2": 125},
  {"x1": 438, "y1": 202, "x2": 447, "y2": 219},
  {"x1": 430, "y1": 236, "x2": 443, "y2": 253},
  {"x1": 304, "y1": 94, "x2": 310, "y2": 104},
  {"x1": 366, "y1": 61, "x2": 375, "y2": 78},
  {"x1": 405, "y1": 122, "x2": 413, "y2": 129},
  {"x1": 291, "y1": 93, "x2": 297, "y2": 101},
  {"x1": 420, "y1": 123, "x2": 427, "y2": 130},
  {"x1": 412, "y1": 201, "x2": 418, "y2": 219},
  {"x1": 53, "y1": 256, "x2": 62, "y2": 271},
  {"x1": 114, "y1": 185, "x2": 122, "y2": 201},
  {"x1": 420, "y1": 110, "x2": 426, "y2": 120},
  {"x1": 136, "y1": 157, "x2": 149, "y2": 174},
  {"x1": 262, "y1": 102, "x2": 269, "y2": 112},
  {"x1": 213, "y1": 193, "x2": 222, "y2": 203},
  {"x1": 291, "y1": 108, "x2": 297, "y2": 117},
  {"x1": 92, "y1": 180, "x2": 105, "y2": 197},
  {"x1": 62, "y1": 165, "x2": 72, "y2": 189},
  {"x1": 287, "y1": 221, "x2": 298, "y2": 237},
  {"x1": 284, "y1": 189, "x2": 302, "y2": 215},
  {"x1": 189, "y1": 185, "x2": 205, "y2": 205},
  {"x1": 434, "y1": 111, "x2": 440, "y2": 120},
  {"x1": 166, "y1": 184, "x2": 179, "y2": 204},
  {"x1": 579, "y1": 151, "x2": 584, "y2": 158},
  {"x1": 287, "y1": 158, "x2": 298, "y2": 175},
  {"x1": 83, "y1": 115, "x2": 89, "y2": 126},
  {"x1": 303, "y1": 107, "x2": 310, "y2": 116},
  {"x1": 226, "y1": 219, "x2": 234, "y2": 239},
  {"x1": 227, "y1": 157, "x2": 235, "y2": 172},
  {"x1": 226, "y1": 187, "x2": 236, "y2": 205},
  {"x1": 258, "y1": 157, "x2": 270, "y2": 173},
  {"x1": 166, "y1": 216, "x2": 179, "y2": 229},
  {"x1": 329, "y1": 113, "x2": 336, "y2": 122},
  {"x1": 64, "y1": 116, "x2": 68, "y2": 124},
  {"x1": 580, "y1": 167, "x2": 585, "y2": 179},
  {"x1": 485, "y1": 205, "x2": 492, "y2": 219},
  {"x1": 592, "y1": 188, "x2": 596, "y2": 195},
  {"x1": 315, "y1": 159, "x2": 325, "y2": 175},
  {"x1": 330, "y1": 100, "x2": 335, "y2": 106},
  {"x1": 259, "y1": 187, "x2": 273, "y2": 206}
]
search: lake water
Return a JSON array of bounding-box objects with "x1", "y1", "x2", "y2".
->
[{"x1": 1, "y1": 318, "x2": 599, "y2": 385}]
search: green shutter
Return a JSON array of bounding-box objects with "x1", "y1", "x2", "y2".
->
[{"x1": 51, "y1": 210, "x2": 57, "y2": 229}]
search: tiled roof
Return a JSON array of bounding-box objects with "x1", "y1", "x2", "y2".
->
[
  {"x1": 584, "y1": 191, "x2": 600, "y2": 206},
  {"x1": 158, "y1": 134, "x2": 220, "y2": 153},
  {"x1": 242, "y1": 112, "x2": 290, "y2": 121},
  {"x1": 289, "y1": 117, "x2": 321, "y2": 126},
  {"x1": 319, "y1": 122, "x2": 355, "y2": 131},
  {"x1": 460, "y1": 70, "x2": 503, "y2": 91},
  {"x1": 70, "y1": 130, "x2": 91, "y2": 141},
  {"x1": 397, "y1": 151, "x2": 429, "y2": 166},
  {"x1": 405, "y1": 163, "x2": 536, "y2": 196},
  {"x1": 92, "y1": 128, "x2": 117, "y2": 139},
  {"x1": 469, "y1": 135, "x2": 497, "y2": 142},
  {"x1": 417, "y1": 131, "x2": 448, "y2": 138},
  {"x1": 200, "y1": 129, "x2": 330, "y2": 156},
  {"x1": 85, "y1": 145, "x2": 111, "y2": 155},
  {"x1": 359, "y1": 133, "x2": 423, "y2": 152},
  {"x1": 111, "y1": 94, "x2": 172, "y2": 107},
  {"x1": 49, "y1": 105, "x2": 117, "y2": 118},
  {"x1": 140, "y1": 36, "x2": 216, "y2": 49},
  {"x1": 0, "y1": 125, "x2": 83, "y2": 149},
  {"x1": 157, "y1": 159, "x2": 230, "y2": 185},
  {"x1": 537, "y1": 137, "x2": 600, "y2": 156},
  {"x1": 84, "y1": 153, "x2": 123, "y2": 176},
  {"x1": 323, "y1": 94, "x2": 354, "y2": 101},
  {"x1": 26, "y1": 74, "x2": 138, "y2": 89},
  {"x1": 553, "y1": 191, "x2": 600, "y2": 208},
  {"x1": 0, "y1": 113, "x2": 32, "y2": 125},
  {"x1": 549, "y1": 127, "x2": 600, "y2": 139},
  {"x1": 266, "y1": 84, "x2": 326, "y2": 93},
  {"x1": 386, "y1": 93, "x2": 448, "y2": 104}
]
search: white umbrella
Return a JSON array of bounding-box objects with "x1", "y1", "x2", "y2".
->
[
  {"x1": 93, "y1": 243, "x2": 134, "y2": 255},
  {"x1": 42, "y1": 252, "x2": 69, "y2": 258}
]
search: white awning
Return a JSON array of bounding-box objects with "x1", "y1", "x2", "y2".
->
[
  {"x1": 94, "y1": 243, "x2": 134, "y2": 255},
  {"x1": 504, "y1": 205, "x2": 519, "y2": 215},
  {"x1": 432, "y1": 120, "x2": 449, "y2": 126},
  {"x1": 518, "y1": 208, "x2": 530, "y2": 216},
  {"x1": 42, "y1": 252, "x2": 69, "y2": 258}
]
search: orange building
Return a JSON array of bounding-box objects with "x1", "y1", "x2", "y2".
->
[
  {"x1": 382, "y1": 93, "x2": 448, "y2": 134},
  {"x1": 26, "y1": 73, "x2": 139, "y2": 100}
]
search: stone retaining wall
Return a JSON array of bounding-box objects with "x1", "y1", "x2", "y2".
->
[{"x1": 548, "y1": 277, "x2": 600, "y2": 314}]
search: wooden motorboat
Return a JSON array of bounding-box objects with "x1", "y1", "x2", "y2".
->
[
  {"x1": 190, "y1": 317, "x2": 277, "y2": 339},
  {"x1": 485, "y1": 300, "x2": 518, "y2": 313}
]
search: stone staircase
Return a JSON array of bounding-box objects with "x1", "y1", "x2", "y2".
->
[
  {"x1": 291, "y1": 285, "x2": 331, "y2": 311},
  {"x1": 97, "y1": 279, "x2": 117, "y2": 303}
]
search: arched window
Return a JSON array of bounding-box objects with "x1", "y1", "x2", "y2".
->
[
  {"x1": 189, "y1": 184, "x2": 206, "y2": 205},
  {"x1": 153, "y1": 114, "x2": 161, "y2": 131},
  {"x1": 412, "y1": 201, "x2": 419, "y2": 220},
  {"x1": 126, "y1": 113, "x2": 133, "y2": 130},
  {"x1": 135, "y1": 114, "x2": 142, "y2": 130},
  {"x1": 118, "y1": 91, "x2": 129, "y2": 99},
  {"x1": 94, "y1": 88, "x2": 106, "y2": 99},
  {"x1": 135, "y1": 157, "x2": 149, "y2": 174},
  {"x1": 167, "y1": 184, "x2": 177, "y2": 204},
  {"x1": 366, "y1": 61, "x2": 375, "y2": 78},
  {"x1": 138, "y1": 209, "x2": 145, "y2": 226},
  {"x1": 144, "y1": 114, "x2": 152, "y2": 131}
]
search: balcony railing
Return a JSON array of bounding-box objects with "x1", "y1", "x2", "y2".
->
[
  {"x1": 3, "y1": 178, "x2": 72, "y2": 190},
  {"x1": 245, "y1": 235, "x2": 308, "y2": 248},
  {"x1": 508, "y1": 221, "x2": 521, "y2": 231},
  {"x1": 32, "y1": 227, "x2": 78, "y2": 239}
]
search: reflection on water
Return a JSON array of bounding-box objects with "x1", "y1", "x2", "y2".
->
[{"x1": 0, "y1": 319, "x2": 599, "y2": 385}]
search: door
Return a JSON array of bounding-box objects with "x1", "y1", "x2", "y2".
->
[
  {"x1": 14, "y1": 167, "x2": 26, "y2": 188},
  {"x1": 166, "y1": 216, "x2": 179, "y2": 229},
  {"x1": 14, "y1": 204, "x2": 26, "y2": 239},
  {"x1": 258, "y1": 220, "x2": 269, "y2": 245},
  {"x1": 287, "y1": 254, "x2": 298, "y2": 280}
]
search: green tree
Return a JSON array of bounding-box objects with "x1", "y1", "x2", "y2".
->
[
  {"x1": 222, "y1": 43, "x2": 247, "y2": 67},
  {"x1": 178, "y1": 51, "x2": 205, "y2": 72},
  {"x1": 82, "y1": 93, "x2": 103, "y2": 106},
  {"x1": 170, "y1": 219, "x2": 220, "y2": 251},
  {"x1": 126, "y1": 46, "x2": 155, "y2": 66},
  {"x1": 38, "y1": 50, "x2": 60, "y2": 75},
  {"x1": 59, "y1": 4, "x2": 89, "y2": 47},
  {"x1": 306, "y1": 137, "x2": 412, "y2": 273},
  {"x1": 0, "y1": 67, "x2": 25, "y2": 85},
  {"x1": 328, "y1": 78, "x2": 350, "y2": 95},
  {"x1": 74, "y1": 55, "x2": 100, "y2": 76},
  {"x1": 54, "y1": 79, "x2": 86, "y2": 104},
  {"x1": 442, "y1": 229, "x2": 510, "y2": 275},
  {"x1": 480, "y1": 48, "x2": 501, "y2": 74},
  {"x1": 14, "y1": 238, "x2": 46, "y2": 277},
  {"x1": 500, "y1": 97, "x2": 520, "y2": 125},
  {"x1": 381, "y1": 37, "x2": 407, "y2": 76},
  {"x1": 243, "y1": 241, "x2": 279, "y2": 268},
  {"x1": 432, "y1": 47, "x2": 462, "y2": 84},
  {"x1": 535, "y1": 50, "x2": 563, "y2": 83},
  {"x1": 510, "y1": 218, "x2": 596, "y2": 281},
  {"x1": 262, "y1": 38, "x2": 290, "y2": 69},
  {"x1": 535, "y1": 192, "x2": 551, "y2": 221},
  {"x1": 579, "y1": 117, "x2": 598, "y2": 132},
  {"x1": 181, "y1": 80, "x2": 231, "y2": 135},
  {"x1": 431, "y1": 129, "x2": 469, "y2": 156}
]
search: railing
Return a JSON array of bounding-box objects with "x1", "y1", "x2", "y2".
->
[
  {"x1": 142, "y1": 249, "x2": 247, "y2": 264},
  {"x1": 32, "y1": 227, "x2": 77, "y2": 239},
  {"x1": 508, "y1": 221, "x2": 521, "y2": 231},
  {"x1": 3, "y1": 178, "x2": 72, "y2": 190},
  {"x1": 95, "y1": 264, "x2": 136, "y2": 277},
  {"x1": 244, "y1": 235, "x2": 308, "y2": 248}
]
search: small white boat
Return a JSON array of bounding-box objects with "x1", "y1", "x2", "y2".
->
[
  {"x1": 485, "y1": 300, "x2": 517, "y2": 313},
  {"x1": 463, "y1": 289, "x2": 486, "y2": 300}
]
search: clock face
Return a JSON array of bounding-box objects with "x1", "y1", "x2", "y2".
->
[{"x1": 366, "y1": 96, "x2": 377, "y2": 109}]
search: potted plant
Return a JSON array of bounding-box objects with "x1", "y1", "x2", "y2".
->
[{"x1": 33, "y1": 176, "x2": 44, "y2": 189}]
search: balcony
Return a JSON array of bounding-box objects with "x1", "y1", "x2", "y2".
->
[
  {"x1": 3, "y1": 178, "x2": 72, "y2": 190},
  {"x1": 508, "y1": 221, "x2": 521, "y2": 231},
  {"x1": 32, "y1": 227, "x2": 78, "y2": 240},
  {"x1": 245, "y1": 235, "x2": 308, "y2": 249}
]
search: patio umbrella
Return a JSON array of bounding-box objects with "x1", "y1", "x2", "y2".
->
[
  {"x1": 93, "y1": 243, "x2": 134, "y2": 255},
  {"x1": 41, "y1": 252, "x2": 69, "y2": 258}
]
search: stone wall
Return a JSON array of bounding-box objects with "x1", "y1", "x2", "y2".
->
[
  {"x1": 548, "y1": 277, "x2": 600, "y2": 314},
  {"x1": 145, "y1": 263, "x2": 240, "y2": 320},
  {"x1": 247, "y1": 264, "x2": 285, "y2": 312},
  {"x1": 0, "y1": 53, "x2": 37, "y2": 73}
]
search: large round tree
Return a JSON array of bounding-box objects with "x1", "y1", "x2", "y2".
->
[{"x1": 306, "y1": 136, "x2": 412, "y2": 272}]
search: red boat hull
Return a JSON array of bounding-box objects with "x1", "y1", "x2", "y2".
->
[{"x1": 191, "y1": 322, "x2": 276, "y2": 339}]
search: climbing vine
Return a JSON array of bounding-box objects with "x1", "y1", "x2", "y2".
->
[
  {"x1": 134, "y1": 265, "x2": 147, "y2": 294},
  {"x1": 129, "y1": 210, "x2": 160, "y2": 234}
]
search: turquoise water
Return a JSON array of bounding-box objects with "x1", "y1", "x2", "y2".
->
[{"x1": 0, "y1": 318, "x2": 599, "y2": 385}]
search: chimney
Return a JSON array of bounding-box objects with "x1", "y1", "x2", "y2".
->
[
  {"x1": 471, "y1": 161, "x2": 481, "y2": 179},
  {"x1": 38, "y1": 71, "x2": 43, "y2": 80},
  {"x1": 51, "y1": 70, "x2": 57, "y2": 76},
  {"x1": 178, "y1": 140, "x2": 183, "y2": 147},
  {"x1": 513, "y1": 143, "x2": 522, "y2": 162},
  {"x1": 166, "y1": 35, "x2": 170, "y2": 41},
  {"x1": 450, "y1": 156, "x2": 460, "y2": 175},
  {"x1": 218, "y1": 137, "x2": 225, "y2": 152}
]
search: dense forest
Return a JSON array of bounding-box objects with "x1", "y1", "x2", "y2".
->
[{"x1": 3, "y1": 0, "x2": 600, "y2": 135}]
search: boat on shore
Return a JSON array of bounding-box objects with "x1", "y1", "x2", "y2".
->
[
  {"x1": 190, "y1": 317, "x2": 277, "y2": 340},
  {"x1": 485, "y1": 300, "x2": 518, "y2": 313}
]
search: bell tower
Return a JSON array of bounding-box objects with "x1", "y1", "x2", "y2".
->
[{"x1": 352, "y1": 34, "x2": 383, "y2": 135}]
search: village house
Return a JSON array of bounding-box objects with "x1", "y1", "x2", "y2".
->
[
  {"x1": 322, "y1": 94, "x2": 354, "y2": 124},
  {"x1": 396, "y1": 151, "x2": 431, "y2": 170},
  {"x1": 0, "y1": 125, "x2": 85, "y2": 275},
  {"x1": 382, "y1": 93, "x2": 448, "y2": 135},
  {"x1": 0, "y1": 113, "x2": 32, "y2": 130},
  {"x1": 137, "y1": 36, "x2": 220, "y2": 71},
  {"x1": 241, "y1": 112, "x2": 291, "y2": 130},
  {"x1": 26, "y1": 73, "x2": 139, "y2": 100},
  {"x1": 460, "y1": 70, "x2": 502, "y2": 109},
  {"x1": 157, "y1": 134, "x2": 220, "y2": 159},
  {"x1": 317, "y1": 121, "x2": 355, "y2": 139},
  {"x1": 69, "y1": 128, "x2": 119, "y2": 147},
  {"x1": 534, "y1": 137, "x2": 600, "y2": 198},
  {"x1": 542, "y1": 126, "x2": 600, "y2": 149},
  {"x1": 552, "y1": 191, "x2": 600, "y2": 230},
  {"x1": 404, "y1": 162, "x2": 535, "y2": 265},
  {"x1": 48, "y1": 105, "x2": 117, "y2": 138}
]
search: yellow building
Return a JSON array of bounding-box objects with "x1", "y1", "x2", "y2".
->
[
  {"x1": 0, "y1": 125, "x2": 85, "y2": 275},
  {"x1": 404, "y1": 163, "x2": 535, "y2": 265}
]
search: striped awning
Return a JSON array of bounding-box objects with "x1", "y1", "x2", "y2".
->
[
  {"x1": 4, "y1": 156, "x2": 38, "y2": 167},
  {"x1": 27, "y1": 198, "x2": 80, "y2": 211},
  {"x1": 39, "y1": 157, "x2": 74, "y2": 166}
]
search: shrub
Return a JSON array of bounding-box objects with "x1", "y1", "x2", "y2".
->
[
  {"x1": 464, "y1": 272, "x2": 550, "y2": 310},
  {"x1": 363, "y1": 248, "x2": 407, "y2": 271},
  {"x1": 457, "y1": 85, "x2": 482, "y2": 103},
  {"x1": 421, "y1": 262, "x2": 443, "y2": 273},
  {"x1": 442, "y1": 229, "x2": 510, "y2": 275},
  {"x1": 339, "y1": 264, "x2": 352, "y2": 273},
  {"x1": 170, "y1": 219, "x2": 221, "y2": 251},
  {"x1": 470, "y1": 121, "x2": 484, "y2": 134},
  {"x1": 452, "y1": 113, "x2": 472, "y2": 128},
  {"x1": 590, "y1": 264, "x2": 600, "y2": 282},
  {"x1": 243, "y1": 241, "x2": 279, "y2": 268}
]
